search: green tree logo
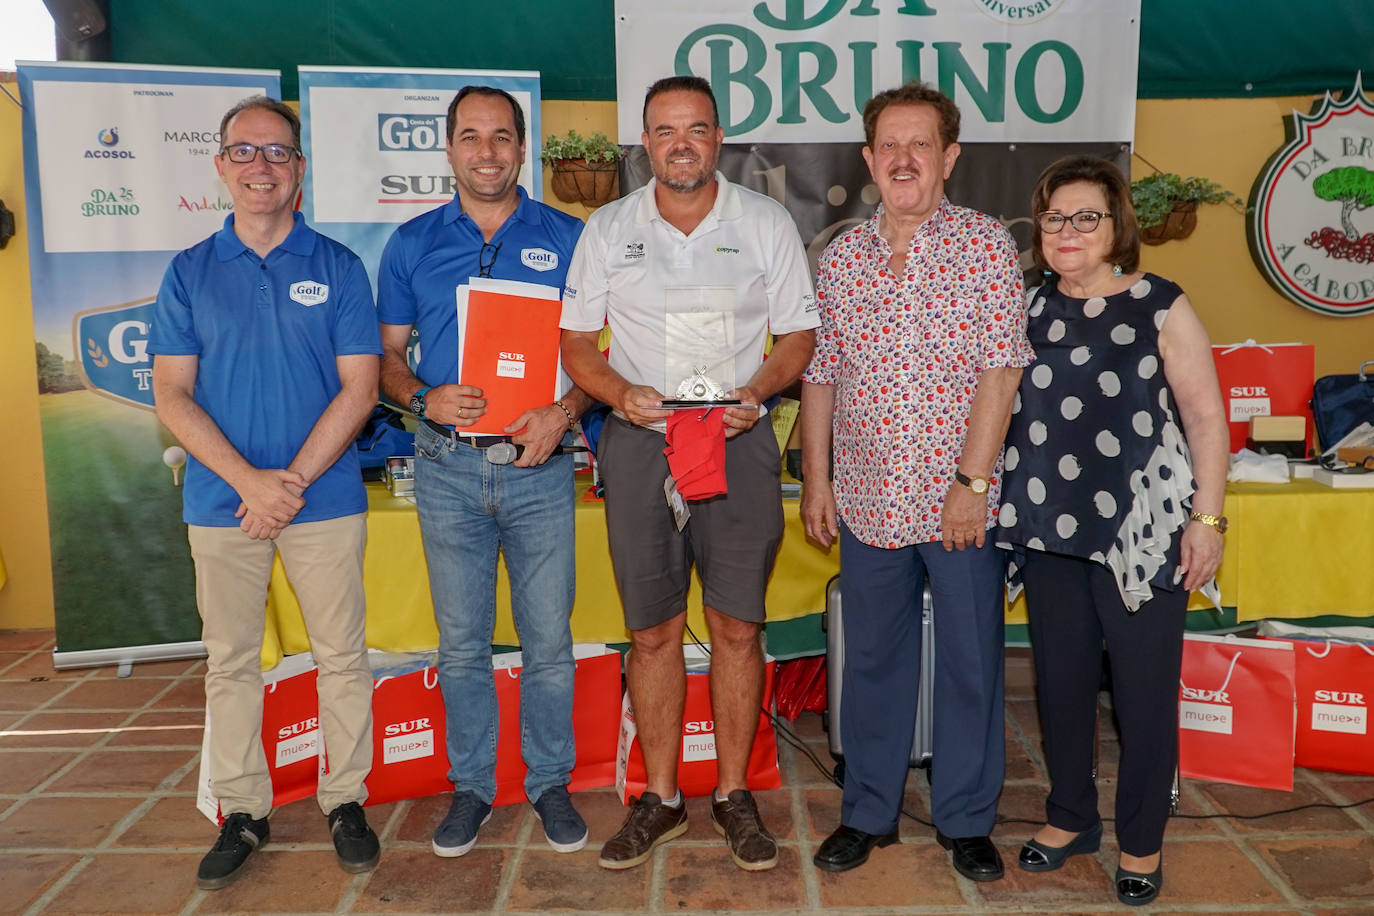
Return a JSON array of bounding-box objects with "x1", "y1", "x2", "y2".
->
[{"x1": 1305, "y1": 165, "x2": 1374, "y2": 264}]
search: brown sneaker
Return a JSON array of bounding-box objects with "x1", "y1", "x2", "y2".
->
[
  {"x1": 711, "y1": 788, "x2": 778, "y2": 871},
  {"x1": 598, "y1": 792, "x2": 688, "y2": 870}
]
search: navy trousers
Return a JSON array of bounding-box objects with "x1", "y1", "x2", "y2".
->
[{"x1": 837, "y1": 522, "x2": 1006, "y2": 837}]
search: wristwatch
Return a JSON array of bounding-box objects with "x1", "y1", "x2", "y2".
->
[
  {"x1": 408, "y1": 386, "x2": 431, "y2": 419},
  {"x1": 1190, "y1": 512, "x2": 1229, "y2": 533},
  {"x1": 954, "y1": 470, "x2": 990, "y2": 494}
]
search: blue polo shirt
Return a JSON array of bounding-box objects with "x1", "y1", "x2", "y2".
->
[
  {"x1": 149, "y1": 212, "x2": 383, "y2": 527},
  {"x1": 377, "y1": 186, "x2": 583, "y2": 387}
]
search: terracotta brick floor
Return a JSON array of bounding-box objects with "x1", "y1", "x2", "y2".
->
[{"x1": 2, "y1": 629, "x2": 1372, "y2": 915}]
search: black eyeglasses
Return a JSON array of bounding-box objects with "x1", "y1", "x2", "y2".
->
[
  {"x1": 219, "y1": 143, "x2": 300, "y2": 164},
  {"x1": 1038, "y1": 209, "x2": 1112, "y2": 234},
  {"x1": 478, "y1": 241, "x2": 502, "y2": 278}
]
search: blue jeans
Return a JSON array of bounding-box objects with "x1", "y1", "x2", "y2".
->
[{"x1": 413, "y1": 421, "x2": 576, "y2": 804}]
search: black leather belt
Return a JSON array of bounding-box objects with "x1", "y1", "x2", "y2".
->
[
  {"x1": 422, "y1": 418, "x2": 512, "y2": 448},
  {"x1": 421, "y1": 417, "x2": 588, "y2": 465}
]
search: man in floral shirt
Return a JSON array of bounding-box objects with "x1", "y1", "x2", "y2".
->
[{"x1": 800, "y1": 82, "x2": 1033, "y2": 881}]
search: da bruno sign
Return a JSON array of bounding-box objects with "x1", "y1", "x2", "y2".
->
[{"x1": 1250, "y1": 76, "x2": 1374, "y2": 317}]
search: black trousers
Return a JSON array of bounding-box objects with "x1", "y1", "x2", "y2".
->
[{"x1": 1021, "y1": 550, "x2": 1188, "y2": 857}]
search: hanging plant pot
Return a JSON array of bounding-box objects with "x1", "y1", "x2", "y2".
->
[
  {"x1": 1140, "y1": 200, "x2": 1199, "y2": 246},
  {"x1": 549, "y1": 159, "x2": 619, "y2": 208}
]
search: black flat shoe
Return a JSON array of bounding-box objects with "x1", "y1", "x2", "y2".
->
[
  {"x1": 812, "y1": 825, "x2": 899, "y2": 872},
  {"x1": 936, "y1": 831, "x2": 1004, "y2": 882},
  {"x1": 1017, "y1": 821, "x2": 1103, "y2": 872},
  {"x1": 1116, "y1": 861, "x2": 1163, "y2": 906}
]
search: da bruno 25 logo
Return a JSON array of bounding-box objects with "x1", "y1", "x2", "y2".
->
[{"x1": 1250, "y1": 75, "x2": 1374, "y2": 317}]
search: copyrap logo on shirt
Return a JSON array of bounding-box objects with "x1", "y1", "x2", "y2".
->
[
  {"x1": 289, "y1": 281, "x2": 329, "y2": 306},
  {"x1": 521, "y1": 247, "x2": 558, "y2": 271}
]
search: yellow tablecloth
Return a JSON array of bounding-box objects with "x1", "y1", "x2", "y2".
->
[
  {"x1": 262, "y1": 477, "x2": 838, "y2": 666},
  {"x1": 262, "y1": 477, "x2": 1374, "y2": 666}
]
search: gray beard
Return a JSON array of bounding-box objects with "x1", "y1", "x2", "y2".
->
[{"x1": 657, "y1": 170, "x2": 712, "y2": 193}]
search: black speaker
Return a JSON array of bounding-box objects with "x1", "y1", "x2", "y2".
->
[{"x1": 40, "y1": 0, "x2": 107, "y2": 41}]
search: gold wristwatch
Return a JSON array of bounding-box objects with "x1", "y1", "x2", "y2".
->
[
  {"x1": 1189, "y1": 512, "x2": 1228, "y2": 533},
  {"x1": 954, "y1": 470, "x2": 990, "y2": 494}
]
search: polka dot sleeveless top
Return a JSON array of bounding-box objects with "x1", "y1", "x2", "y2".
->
[{"x1": 995, "y1": 274, "x2": 1196, "y2": 612}]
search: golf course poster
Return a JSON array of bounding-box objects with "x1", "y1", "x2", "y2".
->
[{"x1": 18, "y1": 62, "x2": 280, "y2": 663}]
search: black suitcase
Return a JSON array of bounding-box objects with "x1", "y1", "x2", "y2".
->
[
  {"x1": 1311, "y1": 359, "x2": 1374, "y2": 451},
  {"x1": 821, "y1": 574, "x2": 934, "y2": 781}
]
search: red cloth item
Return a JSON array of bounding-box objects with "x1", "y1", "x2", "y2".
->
[{"x1": 664, "y1": 408, "x2": 728, "y2": 500}]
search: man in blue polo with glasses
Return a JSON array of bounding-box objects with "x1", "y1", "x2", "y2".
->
[
  {"x1": 150, "y1": 95, "x2": 382, "y2": 889},
  {"x1": 377, "y1": 85, "x2": 592, "y2": 858}
]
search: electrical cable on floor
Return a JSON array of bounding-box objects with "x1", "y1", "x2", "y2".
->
[{"x1": 683, "y1": 623, "x2": 1374, "y2": 829}]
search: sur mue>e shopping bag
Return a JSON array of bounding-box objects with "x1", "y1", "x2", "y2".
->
[
  {"x1": 1177, "y1": 634, "x2": 1296, "y2": 791},
  {"x1": 615, "y1": 646, "x2": 781, "y2": 804},
  {"x1": 199, "y1": 647, "x2": 622, "y2": 823},
  {"x1": 1266, "y1": 637, "x2": 1374, "y2": 776},
  {"x1": 1211, "y1": 341, "x2": 1315, "y2": 454}
]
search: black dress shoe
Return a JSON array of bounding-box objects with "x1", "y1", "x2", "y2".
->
[
  {"x1": 812, "y1": 825, "x2": 899, "y2": 872},
  {"x1": 1018, "y1": 821, "x2": 1103, "y2": 872},
  {"x1": 1116, "y1": 861, "x2": 1163, "y2": 906},
  {"x1": 936, "y1": 831, "x2": 1004, "y2": 882}
]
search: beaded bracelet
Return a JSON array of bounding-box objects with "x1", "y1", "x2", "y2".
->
[{"x1": 553, "y1": 399, "x2": 575, "y2": 430}]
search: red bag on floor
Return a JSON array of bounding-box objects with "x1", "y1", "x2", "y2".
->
[
  {"x1": 1283, "y1": 639, "x2": 1374, "y2": 775},
  {"x1": 615, "y1": 647, "x2": 781, "y2": 803},
  {"x1": 1211, "y1": 341, "x2": 1315, "y2": 454},
  {"x1": 365, "y1": 663, "x2": 451, "y2": 806},
  {"x1": 197, "y1": 654, "x2": 324, "y2": 823},
  {"x1": 493, "y1": 646, "x2": 622, "y2": 806},
  {"x1": 1178, "y1": 634, "x2": 1296, "y2": 791},
  {"x1": 774, "y1": 656, "x2": 827, "y2": 721}
]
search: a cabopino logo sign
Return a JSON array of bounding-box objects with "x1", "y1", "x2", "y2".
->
[
  {"x1": 73, "y1": 300, "x2": 156, "y2": 410},
  {"x1": 1250, "y1": 75, "x2": 1374, "y2": 317},
  {"x1": 85, "y1": 127, "x2": 136, "y2": 159}
]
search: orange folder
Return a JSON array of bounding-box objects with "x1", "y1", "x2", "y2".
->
[{"x1": 458, "y1": 278, "x2": 562, "y2": 436}]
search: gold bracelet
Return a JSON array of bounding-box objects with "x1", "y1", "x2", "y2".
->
[{"x1": 553, "y1": 399, "x2": 575, "y2": 431}]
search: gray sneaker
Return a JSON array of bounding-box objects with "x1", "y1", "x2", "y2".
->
[
  {"x1": 532, "y1": 784, "x2": 589, "y2": 852},
  {"x1": 432, "y1": 790, "x2": 492, "y2": 857}
]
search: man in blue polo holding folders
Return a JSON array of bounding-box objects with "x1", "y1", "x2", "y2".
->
[{"x1": 377, "y1": 85, "x2": 594, "y2": 858}]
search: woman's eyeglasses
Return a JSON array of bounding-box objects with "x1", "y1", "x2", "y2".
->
[{"x1": 1037, "y1": 209, "x2": 1112, "y2": 234}]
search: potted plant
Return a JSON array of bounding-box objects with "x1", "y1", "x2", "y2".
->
[
  {"x1": 541, "y1": 130, "x2": 622, "y2": 208},
  {"x1": 1130, "y1": 172, "x2": 1242, "y2": 245}
]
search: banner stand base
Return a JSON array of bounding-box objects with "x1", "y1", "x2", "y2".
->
[{"x1": 53, "y1": 640, "x2": 207, "y2": 673}]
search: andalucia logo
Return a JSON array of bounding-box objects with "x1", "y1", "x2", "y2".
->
[{"x1": 1250, "y1": 75, "x2": 1374, "y2": 317}]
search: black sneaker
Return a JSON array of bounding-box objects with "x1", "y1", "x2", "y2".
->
[
  {"x1": 197, "y1": 812, "x2": 269, "y2": 890},
  {"x1": 327, "y1": 802, "x2": 380, "y2": 873}
]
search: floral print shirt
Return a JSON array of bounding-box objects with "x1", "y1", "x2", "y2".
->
[{"x1": 803, "y1": 199, "x2": 1034, "y2": 548}]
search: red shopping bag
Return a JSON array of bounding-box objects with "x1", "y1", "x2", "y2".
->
[
  {"x1": 615, "y1": 647, "x2": 781, "y2": 803},
  {"x1": 492, "y1": 647, "x2": 622, "y2": 806},
  {"x1": 1284, "y1": 639, "x2": 1374, "y2": 775},
  {"x1": 365, "y1": 665, "x2": 451, "y2": 806},
  {"x1": 775, "y1": 656, "x2": 828, "y2": 721},
  {"x1": 1178, "y1": 634, "x2": 1296, "y2": 791},
  {"x1": 197, "y1": 654, "x2": 324, "y2": 823},
  {"x1": 1211, "y1": 341, "x2": 1315, "y2": 454}
]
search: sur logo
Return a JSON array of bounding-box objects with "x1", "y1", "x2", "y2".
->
[{"x1": 1250, "y1": 76, "x2": 1374, "y2": 317}]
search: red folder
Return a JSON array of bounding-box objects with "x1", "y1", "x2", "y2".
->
[{"x1": 458, "y1": 278, "x2": 562, "y2": 435}]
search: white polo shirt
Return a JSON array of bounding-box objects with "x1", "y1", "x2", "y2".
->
[{"x1": 560, "y1": 172, "x2": 817, "y2": 398}]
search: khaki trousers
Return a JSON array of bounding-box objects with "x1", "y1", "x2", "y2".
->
[{"x1": 189, "y1": 513, "x2": 373, "y2": 818}]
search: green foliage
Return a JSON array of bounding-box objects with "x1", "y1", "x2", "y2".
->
[
  {"x1": 540, "y1": 130, "x2": 622, "y2": 165},
  {"x1": 1313, "y1": 165, "x2": 1374, "y2": 207},
  {"x1": 35, "y1": 342, "x2": 83, "y2": 394},
  {"x1": 1130, "y1": 172, "x2": 1241, "y2": 229}
]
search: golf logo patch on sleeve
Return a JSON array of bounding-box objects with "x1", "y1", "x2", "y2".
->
[{"x1": 289, "y1": 281, "x2": 330, "y2": 306}]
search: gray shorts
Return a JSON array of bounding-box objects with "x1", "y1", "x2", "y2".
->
[{"x1": 598, "y1": 414, "x2": 784, "y2": 630}]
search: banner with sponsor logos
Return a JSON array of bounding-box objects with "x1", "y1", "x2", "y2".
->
[
  {"x1": 614, "y1": 0, "x2": 1140, "y2": 144},
  {"x1": 18, "y1": 62, "x2": 281, "y2": 663},
  {"x1": 298, "y1": 67, "x2": 542, "y2": 284}
]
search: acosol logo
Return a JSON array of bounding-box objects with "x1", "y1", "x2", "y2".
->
[{"x1": 1250, "y1": 75, "x2": 1374, "y2": 316}]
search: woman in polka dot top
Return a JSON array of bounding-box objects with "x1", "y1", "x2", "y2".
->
[{"x1": 995, "y1": 156, "x2": 1229, "y2": 907}]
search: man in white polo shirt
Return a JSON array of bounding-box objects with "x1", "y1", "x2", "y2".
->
[{"x1": 560, "y1": 75, "x2": 817, "y2": 872}]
